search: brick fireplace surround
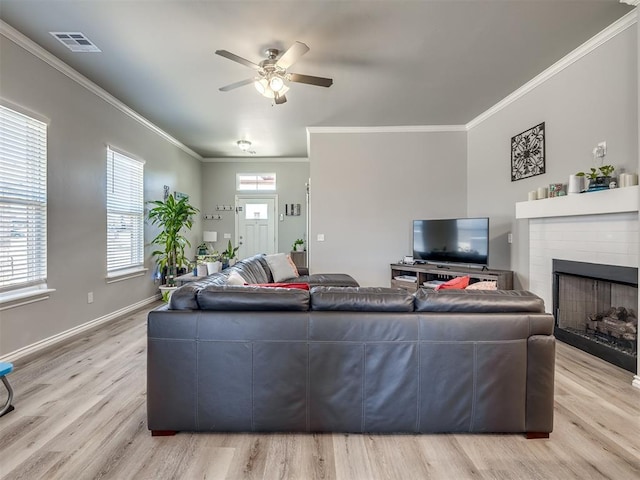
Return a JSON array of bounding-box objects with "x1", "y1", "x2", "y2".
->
[{"x1": 516, "y1": 186, "x2": 640, "y2": 388}]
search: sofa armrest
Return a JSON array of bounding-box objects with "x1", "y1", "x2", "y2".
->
[{"x1": 526, "y1": 335, "x2": 556, "y2": 434}]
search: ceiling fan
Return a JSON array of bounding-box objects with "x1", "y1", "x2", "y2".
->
[{"x1": 215, "y1": 41, "x2": 333, "y2": 105}]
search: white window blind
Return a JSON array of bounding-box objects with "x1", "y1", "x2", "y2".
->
[
  {"x1": 106, "y1": 147, "x2": 144, "y2": 275},
  {"x1": 0, "y1": 105, "x2": 47, "y2": 292}
]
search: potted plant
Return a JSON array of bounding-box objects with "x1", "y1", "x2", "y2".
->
[
  {"x1": 196, "y1": 242, "x2": 209, "y2": 256},
  {"x1": 221, "y1": 240, "x2": 239, "y2": 269},
  {"x1": 147, "y1": 194, "x2": 199, "y2": 289},
  {"x1": 576, "y1": 165, "x2": 616, "y2": 191},
  {"x1": 197, "y1": 251, "x2": 222, "y2": 275},
  {"x1": 292, "y1": 238, "x2": 305, "y2": 252}
]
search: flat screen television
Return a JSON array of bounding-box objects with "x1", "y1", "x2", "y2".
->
[{"x1": 413, "y1": 217, "x2": 489, "y2": 266}]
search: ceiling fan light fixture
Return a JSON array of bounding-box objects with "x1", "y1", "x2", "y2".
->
[
  {"x1": 254, "y1": 74, "x2": 289, "y2": 100},
  {"x1": 254, "y1": 78, "x2": 268, "y2": 95},
  {"x1": 269, "y1": 76, "x2": 284, "y2": 92}
]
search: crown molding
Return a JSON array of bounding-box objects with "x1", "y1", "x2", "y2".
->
[
  {"x1": 0, "y1": 20, "x2": 203, "y2": 161},
  {"x1": 620, "y1": 1, "x2": 639, "y2": 7},
  {"x1": 202, "y1": 157, "x2": 309, "y2": 163},
  {"x1": 467, "y1": 9, "x2": 637, "y2": 130},
  {"x1": 306, "y1": 125, "x2": 466, "y2": 134}
]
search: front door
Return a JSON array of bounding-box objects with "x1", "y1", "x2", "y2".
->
[{"x1": 235, "y1": 195, "x2": 277, "y2": 259}]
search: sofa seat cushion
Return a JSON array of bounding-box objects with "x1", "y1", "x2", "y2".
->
[
  {"x1": 414, "y1": 289, "x2": 545, "y2": 313},
  {"x1": 197, "y1": 284, "x2": 310, "y2": 311},
  {"x1": 311, "y1": 286, "x2": 414, "y2": 312},
  {"x1": 295, "y1": 273, "x2": 359, "y2": 288}
]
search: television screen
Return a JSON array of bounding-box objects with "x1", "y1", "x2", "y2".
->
[{"x1": 413, "y1": 218, "x2": 489, "y2": 266}]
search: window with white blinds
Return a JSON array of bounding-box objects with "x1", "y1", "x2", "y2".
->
[
  {"x1": 106, "y1": 147, "x2": 144, "y2": 275},
  {"x1": 0, "y1": 105, "x2": 48, "y2": 292}
]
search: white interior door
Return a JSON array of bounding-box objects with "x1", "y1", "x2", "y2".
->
[{"x1": 236, "y1": 196, "x2": 277, "y2": 258}]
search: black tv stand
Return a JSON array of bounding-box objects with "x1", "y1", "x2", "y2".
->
[{"x1": 390, "y1": 263, "x2": 513, "y2": 293}]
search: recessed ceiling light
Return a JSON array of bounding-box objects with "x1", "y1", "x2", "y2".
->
[{"x1": 50, "y1": 32, "x2": 101, "y2": 52}]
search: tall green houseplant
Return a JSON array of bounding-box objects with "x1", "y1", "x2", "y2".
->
[{"x1": 148, "y1": 194, "x2": 199, "y2": 286}]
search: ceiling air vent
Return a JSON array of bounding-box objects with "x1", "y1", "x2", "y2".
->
[{"x1": 49, "y1": 32, "x2": 101, "y2": 52}]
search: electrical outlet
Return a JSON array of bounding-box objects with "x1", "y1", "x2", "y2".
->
[
  {"x1": 224, "y1": 233, "x2": 231, "y2": 239},
  {"x1": 317, "y1": 234, "x2": 325, "y2": 241},
  {"x1": 507, "y1": 233, "x2": 513, "y2": 244},
  {"x1": 87, "y1": 292, "x2": 94, "y2": 304}
]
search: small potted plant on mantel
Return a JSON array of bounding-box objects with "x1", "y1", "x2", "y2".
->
[{"x1": 576, "y1": 164, "x2": 616, "y2": 192}]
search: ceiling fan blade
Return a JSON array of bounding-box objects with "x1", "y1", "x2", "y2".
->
[
  {"x1": 288, "y1": 73, "x2": 333, "y2": 88},
  {"x1": 219, "y1": 78, "x2": 255, "y2": 92},
  {"x1": 215, "y1": 50, "x2": 261, "y2": 70},
  {"x1": 274, "y1": 93, "x2": 287, "y2": 105},
  {"x1": 275, "y1": 41, "x2": 310, "y2": 69}
]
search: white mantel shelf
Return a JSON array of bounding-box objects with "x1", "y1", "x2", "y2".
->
[{"x1": 515, "y1": 185, "x2": 639, "y2": 219}]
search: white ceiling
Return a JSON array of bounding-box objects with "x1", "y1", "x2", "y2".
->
[{"x1": 0, "y1": 1, "x2": 634, "y2": 158}]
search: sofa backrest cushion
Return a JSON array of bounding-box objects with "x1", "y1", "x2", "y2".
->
[
  {"x1": 169, "y1": 274, "x2": 227, "y2": 310},
  {"x1": 197, "y1": 284, "x2": 310, "y2": 311},
  {"x1": 311, "y1": 286, "x2": 415, "y2": 312},
  {"x1": 414, "y1": 289, "x2": 545, "y2": 313},
  {"x1": 231, "y1": 254, "x2": 271, "y2": 284}
]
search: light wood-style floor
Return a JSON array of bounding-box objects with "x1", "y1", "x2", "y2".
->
[{"x1": 1, "y1": 303, "x2": 639, "y2": 480}]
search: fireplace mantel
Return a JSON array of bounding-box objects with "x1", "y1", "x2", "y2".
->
[{"x1": 515, "y1": 185, "x2": 639, "y2": 219}]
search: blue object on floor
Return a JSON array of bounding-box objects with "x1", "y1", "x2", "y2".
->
[{"x1": 0, "y1": 361, "x2": 14, "y2": 417}]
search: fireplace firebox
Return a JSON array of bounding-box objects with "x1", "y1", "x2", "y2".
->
[{"x1": 552, "y1": 259, "x2": 637, "y2": 372}]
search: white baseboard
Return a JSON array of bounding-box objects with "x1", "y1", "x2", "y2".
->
[
  {"x1": 633, "y1": 375, "x2": 640, "y2": 390},
  {"x1": 0, "y1": 295, "x2": 160, "y2": 363}
]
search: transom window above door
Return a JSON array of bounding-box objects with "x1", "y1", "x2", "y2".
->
[{"x1": 236, "y1": 173, "x2": 276, "y2": 191}]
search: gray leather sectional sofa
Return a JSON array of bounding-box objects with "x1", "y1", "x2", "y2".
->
[{"x1": 147, "y1": 255, "x2": 555, "y2": 438}]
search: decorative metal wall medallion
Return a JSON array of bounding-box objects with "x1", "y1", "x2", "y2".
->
[{"x1": 511, "y1": 122, "x2": 545, "y2": 181}]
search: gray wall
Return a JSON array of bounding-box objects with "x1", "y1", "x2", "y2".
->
[
  {"x1": 200, "y1": 160, "x2": 309, "y2": 255},
  {"x1": 0, "y1": 34, "x2": 202, "y2": 355},
  {"x1": 467, "y1": 25, "x2": 638, "y2": 289},
  {"x1": 308, "y1": 131, "x2": 467, "y2": 286}
]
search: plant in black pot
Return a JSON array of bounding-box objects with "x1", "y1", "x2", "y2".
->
[
  {"x1": 576, "y1": 165, "x2": 615, "y2": 192},
  {"x1": 147, "y1": 194, "x2": 199, "y2": 289}
]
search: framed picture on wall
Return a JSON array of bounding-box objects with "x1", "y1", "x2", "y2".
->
[{"x1": 511, "y1": 122, "x2": 545, "y2": 181}]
